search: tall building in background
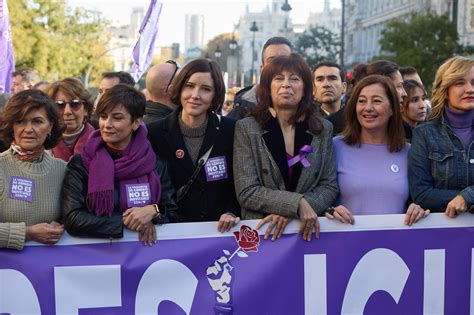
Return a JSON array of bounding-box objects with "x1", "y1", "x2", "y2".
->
[
  {"x1": 237, "y1": 0, "x2": 295, "y2": 82},
  {"x1": 185, "y1": 14, "x2": 205, "y2": 51},
  {"x1": 130, "y1": 7, "x2": 144, "y2": 40},
  {"x1": 343, "y1": 0, "x2": 474, "y2": 67},
  {"x1": 306, "y1": 0, "x2": 341, "y2": 33}
]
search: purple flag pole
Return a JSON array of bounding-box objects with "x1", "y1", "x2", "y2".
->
[
  {"x1": 130, "y1": 0, "x2": 163, "y2": 83},
  {"x1": 0, "y1": 0, "x2": 15, "y2": 93}
]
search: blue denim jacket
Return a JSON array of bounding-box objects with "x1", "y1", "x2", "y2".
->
[{"x1": 408, "y1": 114, "x2": 474, "y2": 212}]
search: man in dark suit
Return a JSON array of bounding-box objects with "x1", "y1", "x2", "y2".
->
[{"x1": 227, "y1": 36, "x2": 293, "y2": 120}]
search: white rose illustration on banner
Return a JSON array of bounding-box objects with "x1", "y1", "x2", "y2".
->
[{"x1": 206, "y1": 225, "x2": 261, "y2": 314}]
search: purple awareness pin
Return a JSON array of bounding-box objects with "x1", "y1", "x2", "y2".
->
[{"x1": 287, "y1": 145, "x2": 313, "y2": 168}]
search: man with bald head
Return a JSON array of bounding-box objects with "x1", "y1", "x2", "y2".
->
[{"x1": 143, "y1": 60, "x2": 178, "y2": 124}]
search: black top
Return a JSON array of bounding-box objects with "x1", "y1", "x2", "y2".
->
[{"x1": 147, "y1": 109, "x2": 241, "y2": 222}]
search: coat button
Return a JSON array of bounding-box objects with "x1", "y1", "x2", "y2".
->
[
  {"x1": 262, "y1": 169, "x2": 269, "y2": 175},
  {"x1": 470, "y1": 159, "x2": 474, "y2": 164}
]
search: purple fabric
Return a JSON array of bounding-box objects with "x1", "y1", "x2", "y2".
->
[
  {"x1": 130, "y1": 0, "x2": 163, "y2": 82},
  {"x1": 1, "y1": 221, "x2": 472, "y2": 314},
  {"x1": 333, "y1": 136, "x2": 410, "y2": 215},
  {"x1": 0, "y1": 0, "x2": 15, "y2": 93},
  {"x1": 445, "y1": 106, "x2": 473, "y2": 151},
  {"x1": 287, "y1": 145, "x2": 313, "y2": 168},
  {"x1": 82, "y1": 125, "x2": 161, "y2": 216}
]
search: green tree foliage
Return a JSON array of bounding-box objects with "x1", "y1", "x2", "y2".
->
[
  {"x1": 295, "y1": 26, "x2": 340, "y2": 68},
  {"x1": 8, "y1": 0, "x2": 113, "y2": 85},
  {"x1": 378, "y1": 12, "x2": 473, "y2": 88},
  {"x1": 202, "y1": 33, "x2": 241, "y2": 73}
]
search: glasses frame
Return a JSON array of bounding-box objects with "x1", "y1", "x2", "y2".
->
[
  {"x1": 55, "y1": 99, "x2": 83, "y2": 111},
  {"x1": 165, "y1": 59, "x2": 179, "y2": 91}
]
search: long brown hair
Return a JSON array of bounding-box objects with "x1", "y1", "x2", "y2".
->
[
  {"x1": 343, "y1": 75, "x2": 406, "y2": 152},
  {"x1": 252, "y1": 53, "x2": 322, "y2": 134}
]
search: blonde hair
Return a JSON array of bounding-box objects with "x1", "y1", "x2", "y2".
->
[{"x1": 430, "y1": 56, "x2": 474, "y2": 120}]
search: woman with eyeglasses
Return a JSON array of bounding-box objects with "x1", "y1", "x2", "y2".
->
[
  {"x1": 47, "y1": 77, "x2": 95, "y2": 162},
  {"x1": 0, "y1": 90, "x2": 66, "y2": 250},
  {"x1": 147, "y1": 59, "x2": 240, "y2": 232}
]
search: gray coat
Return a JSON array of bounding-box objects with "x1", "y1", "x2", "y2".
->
[{"x1": 233, "y1": 116, "x2": 339, "y2": 219}]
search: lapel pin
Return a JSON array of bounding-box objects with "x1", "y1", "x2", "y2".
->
[{"x1": 176, "y1": 149, "x2": 185, "y2": 159}]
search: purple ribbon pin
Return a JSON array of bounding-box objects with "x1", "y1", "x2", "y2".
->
[{"x1": 288, "y1": 145, "x2": 313, "y2": 168}]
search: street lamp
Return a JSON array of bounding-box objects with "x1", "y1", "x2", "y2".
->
[
  {"x1": 250, "y1": 21, "x2": 258, "y2": 85},
  {"x1": 214, "y1": 45, "x2": 222, "y2": 60},
  {"x1": 229, "y1": 33, "x2": 238, "y2": 52},
  {"x1": 228, "y1": 33, "x2": 238, "y2": 87},
  {"x1": 281, "y1": 0, "x2": 292, "y2": 31}
]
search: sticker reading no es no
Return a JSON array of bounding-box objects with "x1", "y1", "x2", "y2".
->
[
  {"x1": 205, "y1": 156, "x2": 228, "y2": 182},
  {"x1": 125, "y1": 183, "x2": 151, "y2": 207},
  {"x1": 10, "y1": 176, "x2": 35, "y2": 202}
]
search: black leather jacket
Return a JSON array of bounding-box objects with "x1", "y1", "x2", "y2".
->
[{"x1": 61, "y1": 154, "x2": 180, "y2": 238}]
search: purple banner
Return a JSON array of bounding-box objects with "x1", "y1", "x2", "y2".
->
[
  {"x1": 0, "y1": 0, "x2": 15, "y2": 93},
  {"x1": 1, "y1": 214, "x2": 473, "y2": 314},
  {"x1": 130, "y1": 0, "x2": 163, "y2": 82}
]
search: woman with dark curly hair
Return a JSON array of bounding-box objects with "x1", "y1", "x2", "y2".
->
[
  {"x1": 47, "y1": 77, "x2": 95, "y2": 161},
  {"x1": 0, "y1": 89, "x2": 66, "y2": 250},
  {"x1": 233, "y1": 53, "x2": 338, "y2": 241}
]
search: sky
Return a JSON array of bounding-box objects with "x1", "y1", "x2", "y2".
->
[{"x1": 68, "y1": 0, "x2": 341, "y2": 47}]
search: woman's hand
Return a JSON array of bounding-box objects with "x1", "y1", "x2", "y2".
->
[
  {"x1": 123, "y1": 205, "x2": 156, "y2": 231},
  {"x1": 26, "y1": 221, "x2": 64, "y2": 244},
  {"x1": 404, "y1": 203, "x2": 430, "y2": 225},
  {"x1": 138, "y1": 222, "x2": 157, "y2": 246},
  {"x1": 445, "y1": 195, "x2": 468, "y2": 218},
  {"x1": 217, "y1": 212, "x2": 240, "y2": 233},
  {"x1": 298, "y1": 198, "x2": 320, "y2": 241},
  {"x1": 256, "y1": 214, "x2": 292, "y2": 241},
  {"x1": 325, "y1": 205, "x2": 355, "y2": 225}
]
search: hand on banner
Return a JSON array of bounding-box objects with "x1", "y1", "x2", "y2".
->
[
  {"x1": 445, "y1": 195, "x2": 467, "y2": 218},
  {"x1": 217, "y1": 213, "x2": 240, "y2": 233},
  {"x1": 325, "y1": 205, "x2": 355, "y2": 225},
  {"x1": 404, "y1": 203, "x2": 430, "y2": 226},
  {"x1": 139, "y1": 222, "x2": 157, "y2": 246},
  {"x1": 256, "y1": 214, "x2": 291, "y2": 241},
  {"x1": 123, "y1": 205, "x2": 156, "y2": 231},
  {"x1": 26, "y1": 221, "x2": 64, "y2": 244},
  {"x1": 298, "y1": 198, "x2": 320, "y2": 241}
]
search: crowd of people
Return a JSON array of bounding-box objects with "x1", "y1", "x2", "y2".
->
[{"x1": 0, "y1": 36, "x2": 473, "y2": 250}]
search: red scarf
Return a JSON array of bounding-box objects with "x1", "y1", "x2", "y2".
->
[{"x1": 10, "y1": 143, "x2": 45, "y2": 162}]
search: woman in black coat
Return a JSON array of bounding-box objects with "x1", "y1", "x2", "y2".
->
[{"x1": 147, "y1": 59, "x2": 240, "y2": 232}]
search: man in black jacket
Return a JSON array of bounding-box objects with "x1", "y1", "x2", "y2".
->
[
  {"x1": 227, "y1": 36, "x2": 293, "y2": 120},
  {"x1": 143, "y1": 61, "x2": 178, "y2": 124}
]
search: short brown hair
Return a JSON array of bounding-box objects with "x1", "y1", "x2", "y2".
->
[
  {"x1": 47, "y1": 77, "x2": 94, "y2": 119},
  {"x1": 170, "y1": 59, "x2": 225, "y2": 112},
  {"x1": 252, "y1": 53, "x2": 323, "y2": 134},
  {"x1": 343, "y1": 75, "x2": 406, "y2": 152},
  {"x1": 96, "y1": 84, "x2": 146, "y2": 121},
  {"x1": 0, "y1": 89, "x2": 65, "y2": 149}
]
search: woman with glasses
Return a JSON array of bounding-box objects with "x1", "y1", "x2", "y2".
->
[
  {"x1": 47, "y1": 77, "x2": 95, "y2": 162},
  {"x1": 0, "y1": 90, "x2": 66, "y2": 250},
  {"x1": 147, "y1": 59, "x2": 240, "y2": 232}
]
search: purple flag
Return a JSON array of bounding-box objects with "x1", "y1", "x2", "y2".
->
[
  {"x1": 130, "y1": 0, "x2": 163, "y2": 82},
  {"x1": 0, "y1": 0, "x2": 15, "y2": 93}
]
